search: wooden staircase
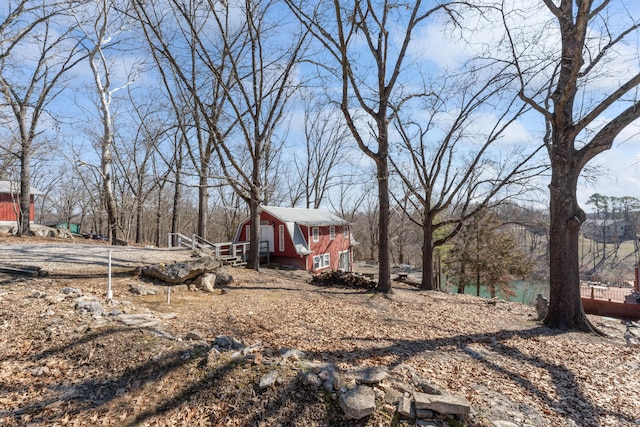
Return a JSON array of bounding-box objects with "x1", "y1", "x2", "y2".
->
[{"x1": 167, "y1": 233, "x2": 269, "y2": 267}]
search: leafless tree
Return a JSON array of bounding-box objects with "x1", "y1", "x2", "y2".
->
[
  {"x1": 287, "y1": 93, "x2": 355, "y2": 209},
  {"x1": 71, "y1": 0, "x2": 141, "y2": 244},
  {"x1": 285, "y1": 0, "x2": 472, "y2": 292},
  {"x1": 134, "y1": 0, "x2": 308, "y2": 269},
  {"x1": 500, "y1": 0, "x2": 640, "y2": 333},
  {"x1": 0, "y1": 0, "x2": 86, "y2": 235},
  {"x1": 390, "y1": 69, "x2": 545, "y2": 290}
]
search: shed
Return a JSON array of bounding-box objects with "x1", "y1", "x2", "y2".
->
[
  {"x1": 234, "y1": 206, "x2": 353, "y2": 272},
  {"x1": 0, "y1": 181, "x2": 43, "y2": 226}
]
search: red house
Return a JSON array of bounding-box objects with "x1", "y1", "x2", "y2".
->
[
  {"x1": 234, "y1": 206, "x2": 353, "y2": 272},
  {"x1": 0, "y1": 181, "x2": 43, "y2": 226}
]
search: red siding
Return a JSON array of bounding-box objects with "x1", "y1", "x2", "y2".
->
[
  {"x1": 235, "y1": 211, "x2": 352, "y2": 272},
  {"x1": 0, "y1": 194, "x2": 35, "y2": 222},
  {"x1": 304, "y1": 224, "x2": 351, "y2": 272}
]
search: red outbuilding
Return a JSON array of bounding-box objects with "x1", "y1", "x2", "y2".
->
[
  {"x1": 234, "y1": 206, "x2": 353, "y2": 272},
  {"x1": 0, "y1": 181, "x2": 43, "y2": 226}
]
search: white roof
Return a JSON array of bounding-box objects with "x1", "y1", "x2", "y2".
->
[
  {"x1": 0, "y1": 181, "x2": 44, "y2": 195},
  {"x1": 262, "y1": 206, "x2": 348, "y2": 226}
]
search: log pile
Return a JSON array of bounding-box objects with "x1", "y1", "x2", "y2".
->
[{"x1": 310, "y1": 271, "x2": 377, "y2": 290}]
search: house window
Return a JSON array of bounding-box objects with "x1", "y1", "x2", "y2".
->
[
  {"x1": 343, "y1": 226, "x2": 349, "y2": 238},
  {"x1": 279, "y1": 224, "x2": 285, "y2": 251},
  {"x1": 312, "y1": 227, "x2": 319, "y2": 242},
  {"x1": 330, "y1": 226, "x2": 336, "y2": 240},
  {"x1": 313, "y1": 253, "x2": 330, "y2": 270}
]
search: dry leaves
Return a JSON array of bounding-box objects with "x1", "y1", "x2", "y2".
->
[{"x1": 0, "y1": 244, "x2": 638, "y2": 426}]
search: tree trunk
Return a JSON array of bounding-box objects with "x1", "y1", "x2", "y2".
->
[
  {"x1": 18, "y1": 141, "x2": 31, "y2": 236},
  {"x1": 197, "y1": 174, "x2": 208, "y2": 238},
  {"x1": 377, "y1": 157, "x2": 391, "y2": 293},
  {"x1": 421, "y1": 223, "x2": 434, "y2": 290},
  {"x1": 246, "y1": 199, "x2": 261, "y2": 270},
  {"x1": 545, "y1": 164, "x2": 598, "y2": 332}
]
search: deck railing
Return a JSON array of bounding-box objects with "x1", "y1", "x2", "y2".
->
[{"x1": 580, "y1": 283, "x2": 635, "y2": 303}]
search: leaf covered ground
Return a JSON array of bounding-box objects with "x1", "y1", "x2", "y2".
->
[{"x1": 0, "y1": 239, "x2": 638, "y2": 426}]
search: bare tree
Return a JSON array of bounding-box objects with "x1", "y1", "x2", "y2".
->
[
  {"x1": 288, "y1": 93, "x2": 354, "y2": 209},
  {"x1": 0, "y1": 1, "x2": 86, "y2": 235},
  {"x1": 501, "y1": 0, "x2": 640, "y2": 332},
  {"x1": 285, "y1": 0, "x2": 471, "y2": 292},
  {"x1": 71, "y1": 0, "x2": 141, "y2": 244},
  {"x1": 390, "y1": 68, "x2": 545, "y2": 290}
]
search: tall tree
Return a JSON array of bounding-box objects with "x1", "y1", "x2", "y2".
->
[
  {"x1": 72, "y1": 0, "x2": 142, "y2": 244},
  {"x1": 285, "y1": 0, "x2": 467, "y2": 292},
  {"x1": 390, "y1": 68, "x2": 544, "y2": 290},
  {"x1": 501, "y1": 0, "x2": 640, "y2": 332},
  {"x1": 0, "y1": 0, "x2": 85, "y2": 235}
]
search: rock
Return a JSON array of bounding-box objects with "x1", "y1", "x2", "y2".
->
[
  {"x1": 128, "y1": 283, "x2": 159, "y2": 296},
  {"x1": 142, "y1": 257, "x2": 222, "y2": 284},
  {"x1": 194, "y1": 273, "x2": 216, "y2": 292},
  {"x1": 61, "y1": 287, "x2": 83, "y2": 297},
  {"x1": 492, "y1": 421, "x2": 519, "y2": 427},
  {"x1": 75, "y1": 300, "x2": 105, "y2": 316},
  {"x1": 413, "y1": 392, "x2": 472, "y2": 415},
  {"x1": 184, "y1": 330, "x2": 205, "y2": 341},
  {"x1": 303, "y1": 372, "x2": 323, "y2": 387},
  {"x1": 117, "y1": 313, "x2": 161, "y2": 328},
  {"x1": 281, "y1": 348, "x2": 306, "y2": 361},
  {"x1": 214, "y1": 267, "x2": 234, "y2": 286},
  {"x1": 419, "y1": 382, "x2": 443, "y2": 395},
  {"x1": 397, "y1": 395, "x2": 414, "y2": 418},
  {"x1": 415, "y1": 408, "x2": 433, "y2": 419},
  {"x1": 214, "y1": 335, "x2": 233, "y2": 349},
  {"x1": 535, "y1": 294, "x2": 548, "y2": 320},
  {"x1": 259, "y1": 370, "x2": 278, "y2": 389},
  {"x1": 345, "y1": 366, "x2": 388, "y2": 384},
  {"x1": 339, "y1": 385, "x2": 376, "y2": 420},
  {"x1": 242, "y1": 342, "x2": 263, "y2": 355}
]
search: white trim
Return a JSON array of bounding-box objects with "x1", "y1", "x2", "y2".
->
[
  {"x1": 312, "y1": 226, "x2": 319, "y2": 242},
  {"x1": 279, "y1": 224, "x2": 285, "y2": 251},
  {"x1": 329, "y1": 226, "x2": 336, "y2": 240},
  {"x1": 313, "y1": 253, "x2": 330, "y2": 270}
]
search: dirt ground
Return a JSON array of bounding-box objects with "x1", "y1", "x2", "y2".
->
[{"x1": 0, "y1": 236, "x2": 639, "y2": 426}]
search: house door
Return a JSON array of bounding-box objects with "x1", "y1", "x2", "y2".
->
[
  {"x1": 339, "y1": 250, "x2": 350, "y2": 271},
  {"x1": 260, "y1": 225, "x2": 274, "y2": 252}
]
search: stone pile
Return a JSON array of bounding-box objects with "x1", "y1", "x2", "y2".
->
[{"x1": 206, "y1": 333, "x2": 475, "y2": 424}]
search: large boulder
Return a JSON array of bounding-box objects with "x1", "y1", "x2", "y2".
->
[{"x1": 142, "y1": 257, "x2": 222, "y2": 284}]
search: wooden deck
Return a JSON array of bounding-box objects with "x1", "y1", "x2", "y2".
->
[{"x1": 580, "y1": 283, "x2": 640, "y2": 320}]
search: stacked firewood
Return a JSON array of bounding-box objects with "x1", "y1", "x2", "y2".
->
[{"x1": 310, "y1": 271, "x2": 377, "y2": 290}]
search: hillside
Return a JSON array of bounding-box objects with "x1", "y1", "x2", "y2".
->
[{"x1": 0, "y1": 238, "x2": 638, "y2": 426}]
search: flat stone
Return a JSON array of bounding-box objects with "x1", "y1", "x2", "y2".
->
[
  {"x1": 415, "y1": 408, "x2": 434, "y2": 419},
  {"x1": 397, "y1": 395, "x2": 413, "y2": 418},
  {"x1": 339, "y1": 385, "x2": 376, "y2": 420},
  {"x1": 75, "y1": 301, "x2": 105, "y2": 316},
  {"x1": 128, "y1": 283, "x2": 159, "y2": 295},
  {"x1": 259, "y1": 370, "x2": 278, "y2": 389},
  {"x1": 492, "y1": 421, "x2": 519, "y2": 427},
  {"x1": 345, "y1": 365, "x2": 388, "y2": 384},
  {"x1": 413, "y1": 392, "x2": 471, "y2": 415}
]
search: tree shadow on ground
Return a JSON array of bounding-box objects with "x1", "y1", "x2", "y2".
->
[
  {"x1": 0, "y1": 326, "x2": 355, "y2": 427},
  {"x1": 305, "y1": 326, "x2": 634, "y2": 427}
]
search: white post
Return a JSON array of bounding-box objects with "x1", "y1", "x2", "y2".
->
[{"x1": 107, "y1": 249, "x2": 113, "y2": 299}]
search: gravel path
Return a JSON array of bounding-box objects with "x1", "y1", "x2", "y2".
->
[{"x1": 0, "y1": 242, "x2": 194, "y2": 274}]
